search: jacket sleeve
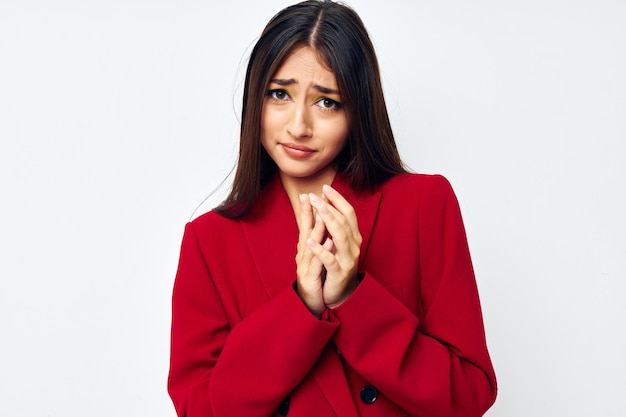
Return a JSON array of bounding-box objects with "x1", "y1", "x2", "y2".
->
[
  {"x1": 168, "y1": 222, "x2": 338, "y2": 417},
  {"x1": 328, "y1": 175, "x2": 497, "y2": 417}
]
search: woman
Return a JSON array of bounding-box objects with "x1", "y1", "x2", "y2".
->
[{"x1": 168, "y1": 1, "x2": 497, "y2": 416}]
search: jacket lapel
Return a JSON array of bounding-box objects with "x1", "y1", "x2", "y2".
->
[{"x1": 240, "y1": 175, "x2": 299, "y2": 299}]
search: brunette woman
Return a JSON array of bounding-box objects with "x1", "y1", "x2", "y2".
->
[{"x1": 168, "y1": 1, "x2": 497, "y2": 416}]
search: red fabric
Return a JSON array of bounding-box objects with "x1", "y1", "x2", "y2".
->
[{"x1": 168, "y1": 173, "x2": 497, "y2": 417}]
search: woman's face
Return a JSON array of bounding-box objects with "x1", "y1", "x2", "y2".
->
[{"x1": 261, "y1": 46, "x2": 349, "y2": 187}]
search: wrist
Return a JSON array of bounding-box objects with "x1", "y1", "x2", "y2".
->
[
  {"x1": 294, "y1": 281, "x2": 325, "y2": 319},
  {"x1": 325, "y1": 273, "x2": 361, "y2": 310}
]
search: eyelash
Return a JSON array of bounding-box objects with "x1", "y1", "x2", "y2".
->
[
  {"x1": 267, "y1": 89, "x2": 290, "y2": 102},
  {"x1": 316, "y1": 97, "x2": 343, "y2": 111},
  {"x1": 265, "y1": 89, "x2": 343, "y2": 111}
]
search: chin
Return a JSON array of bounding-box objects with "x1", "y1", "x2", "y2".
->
[{"x1": 280, "y1": 169, "x2": 317, "y2": 179}]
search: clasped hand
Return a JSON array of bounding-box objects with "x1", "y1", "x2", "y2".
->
[{"x1": 296, "y1": 184, "x2": 362, "y2": 318}]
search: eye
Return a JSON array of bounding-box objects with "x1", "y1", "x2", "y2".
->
[
  {"x1": 266, "y1": 89, "x2": 291, "y2": 102},
  {"x1": 315, "y1": 97, "x2": 342, "y2": 111}
]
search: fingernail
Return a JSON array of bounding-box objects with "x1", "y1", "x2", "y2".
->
[
  {"x1": 307, "y1": 238, "x2": 316, "y2": 248},
  {"x1": 322, "y1": 184, "x2": 334, "y2": 194},
  {"x1": 309, "y1": 193, "x2": 321, "y2": 204},
  {"x1": 299, "y1": 193, "x2": 306, "y2": 204}
]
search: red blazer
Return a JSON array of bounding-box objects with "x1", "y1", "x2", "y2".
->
[{"x1": 168, "y1": 173, "x2": 497, "y2": 417}]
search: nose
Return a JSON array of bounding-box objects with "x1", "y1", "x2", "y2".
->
[{"x1": 287, "y1": 105, "x2": 313, "y2": 140}]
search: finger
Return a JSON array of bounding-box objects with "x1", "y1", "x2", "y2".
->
[
  {"x1": 297, "y1": 194, "x2": 319, "y2": 270},
  {"x1": 297, "y1": 235, "x2": 325, "y2": 288},
  {"x1": 298, "y1": 194, "x2": 318, "y2": 254},
  {"x1": 322, "y1": 185, "x2": 360, "y2": 234},
  {"x1": 297, "y1": 248, "x2": 325, "y2": 283},
  {"x1": 310, "y1": 210, "x2": 327, "y2": 243},
  {"x1": 322, "y1": 237, "x2": 334, "y2": 252},
  {"x1": 307, "y1": 237, "x2": 337, "y2": 269},
  {"x1": 299, "y1": 193, "x2": 314, "y2": 235},
  {"x1": 308, "y1": 237, "x2": 355, "y2": 302},
  {"x1": 308, "y1": 193, "x2": 360, "y2": 250},
  {"x1": 296, "y1": 253, "x2": 326, "y2": 318},
  {"x1": 307, "y1": 195, "x2": 360, "y2": 289}
]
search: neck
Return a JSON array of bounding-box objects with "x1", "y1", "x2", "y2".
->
[{"x1": 279, "y1": 167, "x2": 337, "y2": 221}]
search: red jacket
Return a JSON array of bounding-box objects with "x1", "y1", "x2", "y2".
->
[{"x1": 168, "y1": 173, "x2": 497, "y2": 417}]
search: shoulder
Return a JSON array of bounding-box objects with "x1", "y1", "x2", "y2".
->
[
  {"x1": 383, "y1": 172, "x2": 452, "y2": 188},
  {"x1": 374, "y1": 173, "x2": 467, "y2": 236},
  {"x1": 373, "y1": 173, "x2": 463, "y2": 222},
  {"x1": 191, "y1": 209, "x2": 235, "y2": 228},
  {"x1": 186, "y1": 209, "x2": 242, "y2": 245},
  {"x1": 380, "y1": 173, "x2": 457, "y2": 204}
]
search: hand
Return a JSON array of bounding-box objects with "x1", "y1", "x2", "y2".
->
[
  {"x1": 307, "y1": 185, "x2": 362, "y2": 309},
  {"x1": 295, "y1": 193, "x2": 333, "y2": 318}
]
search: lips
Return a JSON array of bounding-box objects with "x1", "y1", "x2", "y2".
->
[{"x1": 280, "y1": 143, "x2": 316, "y2": 159}]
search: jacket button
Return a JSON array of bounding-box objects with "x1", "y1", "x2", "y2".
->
[
  {"x1": 278, "y1": 395, "x2": 290, "y2": 415},
  {"x1": 360, "y1": 385, "x2": 378, "y2": 404}
]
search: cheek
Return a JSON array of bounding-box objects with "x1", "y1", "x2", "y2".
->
[
  {"x1": 260, "y1": 107, "x2": 283, "y2": 139},
  {"x1": 260, "y1": 110, "x2": 273, "y2": 148},
  {"x1": 335, "y1": 135, "x2": 349, "y2": 156},
  {"x1": 332, "y1": 120, "x2": 350, "y2": 150}
]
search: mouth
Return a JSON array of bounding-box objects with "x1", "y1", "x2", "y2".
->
[{"x1": 280, "y1": 143, "x2": 316, "y2": 158}]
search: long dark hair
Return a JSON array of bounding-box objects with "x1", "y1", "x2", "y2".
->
[{"x1": 215, "y1": 0, "x2": 406, "y2": 218}]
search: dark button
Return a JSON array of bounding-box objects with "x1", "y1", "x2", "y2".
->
[
  {"x1": 360, "y1": 385, "x2": 378, "y2": 404},
  {"x1": 278, "y1": 395, "x2": 290, "y2": 416}
]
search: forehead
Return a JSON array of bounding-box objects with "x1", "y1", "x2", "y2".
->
[{"x1": 272, "y1": 46, "x2": 337, "y2": 86}]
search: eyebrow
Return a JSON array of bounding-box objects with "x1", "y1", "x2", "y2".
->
[{"x1": 269, "y1": 78, "x2": 340, "y2": 95}]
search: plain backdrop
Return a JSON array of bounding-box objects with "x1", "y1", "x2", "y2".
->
[{"x1": 1, "y1": 0, "x2": 624, "y2": 416}]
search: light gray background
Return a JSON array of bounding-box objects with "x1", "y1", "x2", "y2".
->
[{"x1": 1, "y1": 0, "x2": 624, "y2": 416}]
